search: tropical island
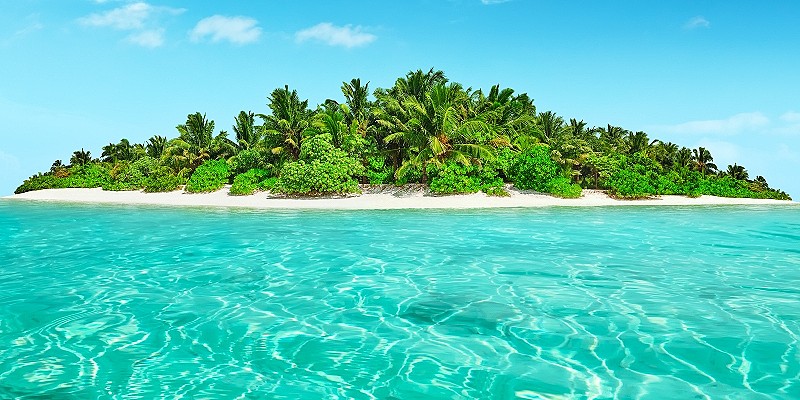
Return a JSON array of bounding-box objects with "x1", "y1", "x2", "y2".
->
[{"x1": 11, "y1": 69, "x2": 792, "y2": 205}]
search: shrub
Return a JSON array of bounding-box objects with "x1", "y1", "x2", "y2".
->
[
  {"x1": 429, "y1": 163, "x2": 482, "y2": 194},
  {"x1": 229, "y1": 168, "x2": 271, "y2": 196},
  {"x1": 547, "y1": 177, "x2": 582, "y2": 199},
  {"x1": 15, "y1": 163, "x2": 112, "y2": 194},
  {"x1": 185, "y1": 159, "x2": 231, "y2": 193},
  {"x1": 510, "y1": 145, "x2": 561, "y2": 192},
  {"x1": 103, "y1": 156, "x2": 161, "y2": 191},
  {"x1": 429, "y1": 162, "x2": 507, "y2": 196},
  {"x1": 364, "y1": 155, "x2": 393, "y2": 184},
  {"x1": 273, "y1": 134, "x2": 364, "y2": 195},
  {"x1": 229, "y1": 149, "x2": 271, "y2": 175},
  {"x1": 143, "y1": 167, "x2": 185, "y2": 193},
  {"x1": 606, "y1": 168, "x2": 655, "y2": 199}
]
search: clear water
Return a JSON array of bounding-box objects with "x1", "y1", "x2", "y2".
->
[{"x1": 1, "y1": 201, "x2": 799, "y2": 399}]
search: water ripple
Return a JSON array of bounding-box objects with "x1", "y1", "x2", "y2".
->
[{"x1": 0, "y1": 202, "x2": 799, "y2": 398}]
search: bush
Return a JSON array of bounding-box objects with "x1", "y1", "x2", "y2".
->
[
  {"x1": 185, "y1": 159, "x2": 231, "y2": 193},
  {"x1": 606, "y1": 168, "x2": 656, "y2": 199},
  {"x1": 229, "y1": 149, "x2": 271, "y2": 175},
  {"x1": 274, "y1": 134, "x2": 364, "y2": 195},
  {"x1": 364, "y1": 155, "x2": 393, "y2": 184},
  {"x1": 15, "y1": 163, "x2": 111, "y2": 194},
  {"x1": 143, "y1": 167, "x2": 185, "y2": 193},
  {"x1": 510, "y1": 145, "x2": 561, "y2": 192},
  {"x1": 229, "y1": 168, "x2": 271, "y2": 196},
  {"x1": 547, "y1": 177, "x2": 582, "y2": 198},
  {"x1": 103, "y1": 156, "x2": 161, "y2": 191},
  {"x1": 429, "y1": 162, "x2": 507, "y2": 196}
]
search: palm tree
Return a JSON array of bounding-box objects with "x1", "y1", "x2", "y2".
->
[
  {"x1": 675, "y1": 147, "x2": 693, "y2": 169},
  {"x1": 390, "y1": 68, "x2": 448, "y2": 102},
  {"x1": 70, "y1": 148, "x2": 92, "y2": 166},
  {"x1": 146, "y1": 135, "x2": 168, "y2": 158},
  {"x1": 726, "y1": 163, "x2": 749, "y2": 180},
  {"x1": 259, "y1": 85, "x2": 311, "y2": 160},
  {"x1": 692, "y1": 146, "x2": 718, "y2": 175},
  {"x1": 232, "y1": 111, "x2": 259, "y2": 151},
  {"x1": 310, "y1": 103, "x2": 349, "y2": 148},
  {"x1": 651, "y1": 140, "x2": 680, "y2": 169},
  {"x1": 533, "y1": 111, "x2": 566, "y2": 145},
  {"x1": 598, "y1": 124, "x2": 629, "y2": 153},
  {"x1": 50, "y1": 160, "x2": 65, "y2": 173},
  {"x1": 383, "y1": 83, "x2": 493, "y2": 183},
  {"x1": 176, "y1": 112, "x2": 215, "y2": 151},
  {"x1": 341, "y1": 78, "x2": 371, "y2": 125},
  {"x1": 625, "y1": 131, "x2": 653, "y2": 155},
  {"x1": 473, "y1": 84, "x2": 536, "y2": 149},
  {"x1": 101, "y1": 139, "x2": 136, "y2": 162}
]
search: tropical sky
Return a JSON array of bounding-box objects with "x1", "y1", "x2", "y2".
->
[{"x1": 1, "y1": 1, "x2": 798, "y2": 197}]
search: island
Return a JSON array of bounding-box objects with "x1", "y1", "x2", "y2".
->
[{"x1": 10, "y1": 69, "x2": 793, "y2": 206}]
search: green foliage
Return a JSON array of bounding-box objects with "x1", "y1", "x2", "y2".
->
[
  {"x1": 364, "y1": 155, "x2": 394, "y2": 184},
  {"x1": 143, "y1": 167, "x2": 185, "y2": 193},
  {"x1": 185, "y1": 159, "x2": 231, "y2": 193},
  {"x1": 14, "y1": 163, "x2": 111, "y2": 194},
  {"x1": 229, "y1": 169, "x2": 272, "y2": 196},
  {"x1": 274, "y1": 134, "x2": 364, "y2": 195},
  {"x1": 229, "y1": 149, "x2": 271, "y2": 175},
  {"x1": 547, "y1": 177, "x2": 582, "y2": 198},
  {"x1": 259, "y1": 177, "x2": 278, "y2": 191},
  {"x1": 510, "y1": 145, "x2": 561, "y2": 192},
  {"x1": 102, "y1": 156, "x2": 161, "y2": 191},
  {"x1": 428, "y1": 162, "x2": 507, "y2": 195},
  {"x1": 606, "y1": 168, "x2": 656, "y2": 199},
  {"x1": 13, "y1": 70, "x2": 791, "y2": 201}
]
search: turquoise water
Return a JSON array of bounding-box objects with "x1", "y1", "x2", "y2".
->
[{"x1": 1, "y1": 201, "x2": 799, "y2": 399}]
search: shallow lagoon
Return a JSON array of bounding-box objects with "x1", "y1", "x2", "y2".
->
[{"x1": 1, "y1": 201, "x2": 799, "y2": 399}]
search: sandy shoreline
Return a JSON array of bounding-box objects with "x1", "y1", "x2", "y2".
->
[{"x1": 2, "y1": 186, "x2": 796, "y2": 209}]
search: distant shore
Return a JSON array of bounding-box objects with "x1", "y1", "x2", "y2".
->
[{"x1": 3, "y1": 186, "x2": 796, "y2": 209}]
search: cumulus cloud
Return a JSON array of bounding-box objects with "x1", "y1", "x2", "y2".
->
[
  {"x1": 481, "y1": 0, "x2": 512, "y2": 4},
  {"x1": 658, "y1": 112, "x2": 769, "y2": 135},
  {"x1": 695, "y1": 139, "x2": 740, "y2": 165},
  {"x1": 126, "y1": 29, "x2": 164, "y2": 48},
  {"x1": 79, "y1": 2, "x2": 154, "y2": 30},
  {"x1": 190, "y1": 15, "x2": 261, "y2": 44},
  {"x1": 78, "y1": 2, "x2": 183, "y2": 47},
  {"x1": 295, "y1": 23, "x2": 376, "y2": 48},
  {"x1": 780, "y1": 111, "x2": 800, "y2": 123},
  {"x1": 653, "y1": 111, "x2": 800, "y2": 139},
  {"x1": 684, "y1": 16, "x2": 710, "y2": 30}
]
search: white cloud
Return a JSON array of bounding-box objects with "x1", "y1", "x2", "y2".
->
[
  {"x1": 295, "y1": 23, "x2": 376, "y2": 48},
  {"x1": 190, "y1": 15, "x2": 261, "y2": 45},
  {"x1": 684, "y1": 16, "x2": 710, "y2": 30},
  {"x1": 481, "y1": 0, "x2": 511, "y2": 4},
  {"x1": 14, "y1": 22, "x2": 43, "y2": 37},
  {"x1": 780, "y1": 111, "x2": 800, "y2": 123},
  {"x1": 77, "y1": 2, "x2": 183, "y2": 47},
  {"x1": 658, "y1": 112, "x2": 769, "y2": 135},
  {"x1": 79, "y1": 2, "x2": 153, "y2": 30},
  {"x1": 695, "y1": 139, "x2": 740, "y2": 166},
  {"x1": 127, "y1": 29, "x2": 164, "y2": 48}
]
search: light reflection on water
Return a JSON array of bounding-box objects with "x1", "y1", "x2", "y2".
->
[{"x1": 0, "y1": 201, "x2": 799, "y2": 399}]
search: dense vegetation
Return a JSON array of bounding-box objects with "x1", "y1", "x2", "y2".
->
[{"x1": 15, "y1": 69, "x2": 791, "y2": 200}]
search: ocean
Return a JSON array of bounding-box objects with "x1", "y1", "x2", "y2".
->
[{"x1": 1, "y1": 200, "x2": 798, "y2": 399}]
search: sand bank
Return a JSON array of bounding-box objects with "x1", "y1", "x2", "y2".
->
[{"x1": 3, "y1": 186, "x2": 795, "y2": 209}]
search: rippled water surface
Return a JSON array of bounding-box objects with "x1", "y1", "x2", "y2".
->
[{"x1": 1, "y1": 201, "x2": 799, "y2": 399}]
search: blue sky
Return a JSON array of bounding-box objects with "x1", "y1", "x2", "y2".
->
[{"x1": 1, "y1": 0, "x2": 799, "y2": 197}]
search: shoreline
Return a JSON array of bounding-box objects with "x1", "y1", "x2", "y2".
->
[{"x1": 3, "y1": 186, "x2": 796, "y2": 210}]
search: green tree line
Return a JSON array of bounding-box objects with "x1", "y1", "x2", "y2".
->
[{"x1": 15, "y1": 69, "x2": 791, "y2": 200}]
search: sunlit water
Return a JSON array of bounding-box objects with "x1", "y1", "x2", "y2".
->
[{"x1": 1, "y1": 200, "x2": 799, "y2": 399}]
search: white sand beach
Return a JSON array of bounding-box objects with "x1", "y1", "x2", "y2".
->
[{"x1": 3, "y1": 186, "x2": 795, "y2": 209}]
